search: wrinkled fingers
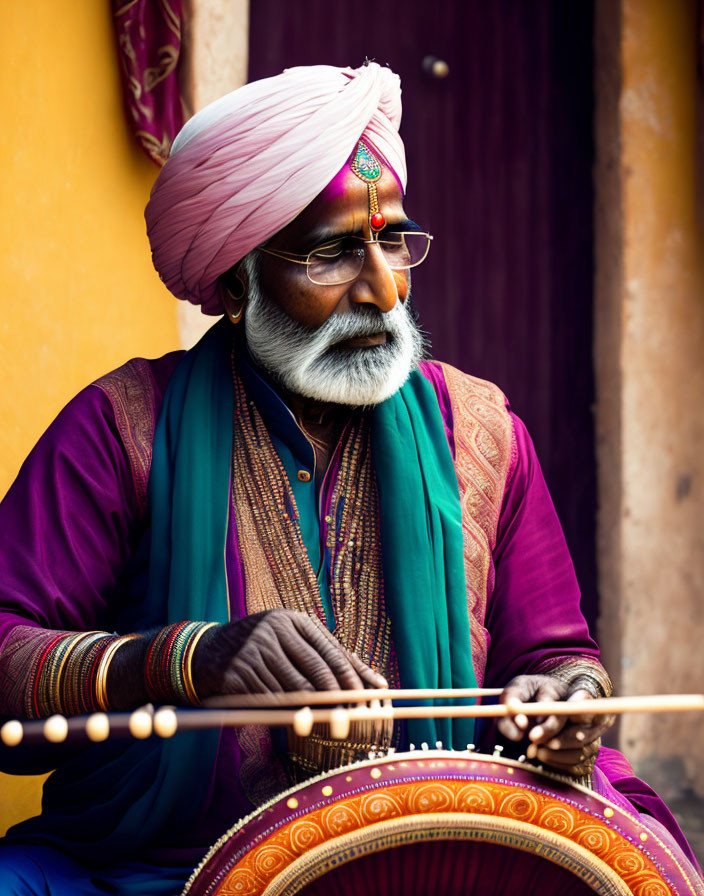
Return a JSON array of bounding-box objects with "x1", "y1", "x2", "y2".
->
[
  {"x1": 529, "y1": 738, "x2": 601, "y2": 776},
  {"x1": 528, "y1": 713, "x2": 568, "y2": 745},
  {"x1": 278, "y1": 626, "x2": 346, "y2": 690},
  {"x1": 293, "y1": 615, "x2": 381, "y2": 691}
]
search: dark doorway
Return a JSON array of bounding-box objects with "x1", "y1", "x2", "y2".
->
[{"x1": 248, "y1": 0, "x2": 598, "y2": 629}]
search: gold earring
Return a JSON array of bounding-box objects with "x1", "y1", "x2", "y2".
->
[{"x1": 225, "y1": 287, "x2": 246, "y2": 324}]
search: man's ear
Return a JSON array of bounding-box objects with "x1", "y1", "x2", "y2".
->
[
  {"x1": 221, "y1": 262, "x2": 248, "y2": 298},
  {"x1": 220, "y1": 262, "x2": 248, "y2": 322}
]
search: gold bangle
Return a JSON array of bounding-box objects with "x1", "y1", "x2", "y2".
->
[
  {"x1": 41, "y1": 632, "x2": 87, "y2": 717},
  {"x1": 95, "y1": 634, "x2": 139, "y2": 712},
  {"x1": 183, "y1": 623, "x2": 218, "y2": 705},
  {"x1": 50, "y1": 631, "x2": 102, "y2": 717}
]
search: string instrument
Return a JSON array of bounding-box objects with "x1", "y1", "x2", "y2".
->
[
  {"x1": 181, "y1": 748, "x2": 704, "y2": 896},
  {"x1": 2, "y1": 689, "x2": 703, "y2": 895}
]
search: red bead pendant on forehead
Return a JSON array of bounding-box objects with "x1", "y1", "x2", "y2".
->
[{"x1": 370, "y1": 212, "x2": 386, "y2": 231}]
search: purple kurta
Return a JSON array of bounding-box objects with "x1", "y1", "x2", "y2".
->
[{"x1": 0, "y1": 352, "x2": 699, "y2": 875}]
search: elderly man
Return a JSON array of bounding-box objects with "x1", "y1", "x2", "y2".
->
[{"x1": 0, "y1": 63, "x2": 700, "y2": 893}]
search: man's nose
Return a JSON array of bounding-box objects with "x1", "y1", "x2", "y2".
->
[{"x1": 348, "y1": 241, "x2": 399, "y2": 313}]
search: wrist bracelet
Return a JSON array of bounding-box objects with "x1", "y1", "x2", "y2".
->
[
  {"x1": 95, "y1": 634, "x2": 140, "y2": 712},
  {"x1": 532, "y1": 657, "x2": 613, "y2": 699},
  {"x1": 145, "y1": 622, "x2": 217, "y2": 705}
]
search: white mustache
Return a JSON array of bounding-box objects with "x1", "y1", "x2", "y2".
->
[{"x1": 308, "y1": 306, "x2": 403, "y2": 352}]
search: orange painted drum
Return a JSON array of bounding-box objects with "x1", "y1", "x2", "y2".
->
[{"x1": 182, "y1": 752, "x2": 702, "y2": 896}]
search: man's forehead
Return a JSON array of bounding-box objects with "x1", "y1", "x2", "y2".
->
[{"x1": 270, "y1": 167, "x2": 406, "y2": 247}]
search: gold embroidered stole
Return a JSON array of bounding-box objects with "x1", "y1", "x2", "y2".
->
[
  {"x1": 230, "y1": 367, "x2": 397, "y2": 798},
  {"x1": 230, "y1": 370, "x2": 396, "y2": 684},
  {"x1": 437, "y1": 363, "x2": 515, "y2": 684},
  {"x1": 93, "y1": 359, "x2": 156, "y2": 515}
]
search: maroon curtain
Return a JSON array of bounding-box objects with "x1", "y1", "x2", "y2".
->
[
  {"x1": 112, "y1": 0, "x2": 184, "y2": 164},
  {"x1": 248, "y1": 0, "x2": 598, "y2": 627}
]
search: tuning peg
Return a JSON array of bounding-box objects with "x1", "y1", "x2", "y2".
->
[
  {"x1": 293, "y1": 707, "x2": 314, "y2": 737},
  {"x1": 466, "y1": 743, "x2": 475, "y2": 753},
  {"x1": 435, "y1": 740, "x2": 443, "y2": 750},
  {"x1": 153, "y1": 708, "x2": 178, "y2": 738},
  {"x1": 1, "y1": 720, "x2": 23, "y2": 747},
  {"x1": 129, "y1": 709, "x2": 153, "y2": 740},
  {"x1": 44, "y1": 715, "x2": 68, "y2": 743},
  {"x1": 329, "y1": 708, "x2": 350, "y2": 740},
  {"x1": 86, "y1": 713, "x2": 110, "y2": 743},
  {"x1": 493, "y1": 745, "x2": 504, "y2": 758}
]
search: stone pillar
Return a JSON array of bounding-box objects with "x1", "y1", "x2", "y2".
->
[
  {"x1": 177, "y1": 0, "x2": 250, "y2": 348},
  {"x1": 595, "y1": 0, "x2": 704, "y2": 851}
]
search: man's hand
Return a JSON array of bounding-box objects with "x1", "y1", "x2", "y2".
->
[
  {"x1": 192, "y1": 609, "x2": 387, "y2": 699},
  {"x1": 498, "y1": 674, "x2": 615, "y2": 776}
]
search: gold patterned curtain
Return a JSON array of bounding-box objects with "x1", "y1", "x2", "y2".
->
[{"x1": 112, "y1": 0, "x2": 184, "y2": 165}]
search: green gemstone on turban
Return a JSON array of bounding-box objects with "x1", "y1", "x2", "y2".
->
[{"x1": 351, "y1": 140, "x2": 382, "y2": 183}]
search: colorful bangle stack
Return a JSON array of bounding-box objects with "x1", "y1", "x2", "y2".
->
[
  {"x1": 144, "y1": 622, "x2": 217, "y2": 705},
  {"x1": 95, "y1": 634, "x2": 140, "y2": 712},
  {"x1": 27, "y1": 630, "x2": 140, "y2": 718}
]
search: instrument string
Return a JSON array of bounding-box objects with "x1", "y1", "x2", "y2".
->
[{"x1": 2, "y1": 691, "x2": 703, "y2": 747}]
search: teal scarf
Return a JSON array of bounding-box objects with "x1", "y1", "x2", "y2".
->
[
  {"x1": 91, "y1": 321, "x2": 236, "y2": 852},
  {"x1": 372, "y1": 375, "x2": 478, "y2": 749},
  {"x1": 80, "y1": 321, "x2": 478, "y2": 853}
]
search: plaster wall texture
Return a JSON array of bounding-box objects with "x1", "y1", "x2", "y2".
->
[
  {"x1": 596, "y1": 0, "x2": 704, "y2": 804},
  {"x1": 0, "y1": 1, "x2": 179, "y2": 496},
  {"x1": 176, "y1": 0, "x2": 250, "y2": 349}
]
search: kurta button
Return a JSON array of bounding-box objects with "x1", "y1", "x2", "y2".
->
[{"x1": 297, "y1": 470, "x2": 312, "y2": 482}]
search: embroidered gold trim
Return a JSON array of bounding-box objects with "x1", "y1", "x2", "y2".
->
[
  {"x1": 533, "y1": 656, "x2": 614, "y2": 699},
  {"x1": 438, "y1": 363, "x2": 514, "y2": 684},
  {"x1": 93, "y1": 358, "x2": 156, "y2": 515},
  {"x1": 229, "y1": 361, "x2": 397, "y2": 802}
]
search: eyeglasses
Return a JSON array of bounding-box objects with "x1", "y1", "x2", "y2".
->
[{"x1": 257, "y1": 231, "x2": 433, "y2": 286}]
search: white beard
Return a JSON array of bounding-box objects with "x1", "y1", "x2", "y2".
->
[{"x1": 241, "y1": 256, "x2": 426, "y2": 407}]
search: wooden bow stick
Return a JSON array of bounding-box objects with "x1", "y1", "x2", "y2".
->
[
  {"x1": 203, "y1": 686, "x2": 505, "y2": 707},
  {"x1": 2, "y1": 692, "x2": 703, "y2": 747}
]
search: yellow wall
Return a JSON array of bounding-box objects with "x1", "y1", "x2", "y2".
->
[
  {"x1": 0, "y1": 2, "x2": 179, "y2": 492},
  {"x1": 0, "y1": 2, "x2": 179, "y2": 834}
]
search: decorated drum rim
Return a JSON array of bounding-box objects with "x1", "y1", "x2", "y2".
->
[{"x1": 182, "y1": 751, "x2": 702, "y2": 896}]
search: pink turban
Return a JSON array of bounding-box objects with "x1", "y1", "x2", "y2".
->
[{"x1": 145, "y1": 63, "x2": 406, "y2": 315}]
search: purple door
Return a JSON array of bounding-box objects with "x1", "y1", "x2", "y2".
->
[{"x1": 248, "y1": 0, "x2": 597, "y2": 627}]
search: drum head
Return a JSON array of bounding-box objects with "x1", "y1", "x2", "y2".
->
[{"x1": 298, "y1": 839, "x2": 599, "y2": 896}]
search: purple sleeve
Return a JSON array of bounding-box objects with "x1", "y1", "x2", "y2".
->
[
  {"x1": 594, "y1": 747, "x2": 703, "y2": 876},
  {"x1": 0, "y1": 384, "x2": 142, "y2": 646},
  {"x1": 478, "y1": 412, "x2": 702, "y2": 875},
  {"x1": 483, "y1": 411, "x2": 599, "y2": 688}
]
